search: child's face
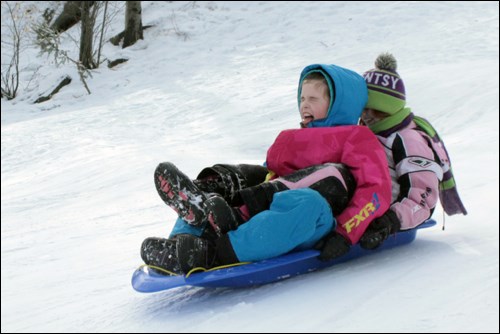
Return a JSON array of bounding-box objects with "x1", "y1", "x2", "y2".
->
[
  {"x1": 300, "y1": 81, "x2": 330, "y2": 127},
  {"x1": 361, "y1": 108, "x2": 390, "y2": 126}
]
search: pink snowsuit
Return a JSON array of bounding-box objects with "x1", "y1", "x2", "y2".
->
[
  {"x1": 267, "y1": 125, "x2": 392, "y2": 244},
  {"x1": 376, "y1": 119, "x2": 442, "y2": 230}
]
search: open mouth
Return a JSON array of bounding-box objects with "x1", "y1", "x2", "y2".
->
[
  {"x1": 300, "y1": 114, "x2": 314, "y2": 128},
  {"x1": 302, "y1": 114, "x2": 314, "y2": 122}
]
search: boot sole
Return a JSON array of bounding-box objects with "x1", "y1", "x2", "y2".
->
[{"x1": 154, "y1": 162, "x2": 207, "y2": 225}]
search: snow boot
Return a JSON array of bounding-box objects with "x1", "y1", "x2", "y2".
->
[
  {"x1": 204, "y1": 196, "x2": 245, "y2": 236},
  {"x1": 175, "y1": 234, "x2": 217, "y2": 274},
  {"x1": 194, "y1": 164, "x2": 269, "y2": 204},
  {"x1": 140, "y1": 237, "x2": 182, "y2": 275},
  {"x1": 154, "y1": 162, "x2": 208, "y2": 225}
]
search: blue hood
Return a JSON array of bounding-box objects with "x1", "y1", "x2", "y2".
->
[{"x1": 298, "y1": 64, "x2": 368, "y2": 127}]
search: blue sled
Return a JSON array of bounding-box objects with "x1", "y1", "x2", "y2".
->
[{"x1": 132, "y1": 219, "x2": 436, "y2": 293}]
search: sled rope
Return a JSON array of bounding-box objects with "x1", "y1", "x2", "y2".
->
[
  {"x1": 138, "y1": 264, "x2": 180, "y2": 276},
  {"x1": 185, "y1": 262, "x2": 251, "y2": 278},
  {"x1": 138, "y1": 261, "x2": 251, "y2": 277}
]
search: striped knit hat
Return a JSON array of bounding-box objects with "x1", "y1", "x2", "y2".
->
[{"x1": 363, "y1": 53, "x2": 405, "y2": 114}]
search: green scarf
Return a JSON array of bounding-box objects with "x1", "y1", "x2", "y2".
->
[{"x1": 368, "y1": 107, "x2": 411, "y2": 134}]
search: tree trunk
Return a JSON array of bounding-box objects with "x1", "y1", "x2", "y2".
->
[
  {"x1": 123, "y1": 1, "x2": 143, "y2": 48},
  {"x1": 50, "y1": 1, "x2": 94, "y2": 33},
  {"x1": 79, "y1": 1, "x2": 95, "y2": 69}
]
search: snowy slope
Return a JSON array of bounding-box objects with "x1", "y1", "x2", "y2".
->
[{"x1": 1, "y1": 1, "x2": 499, "y2": 332}]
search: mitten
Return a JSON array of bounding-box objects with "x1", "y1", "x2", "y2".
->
[
  {"x1": 315, "y1": 232, "x2": 350, "y2": 261},
  {"x1": 359, "y1": 210, "x2": 401, "y2": 250}
]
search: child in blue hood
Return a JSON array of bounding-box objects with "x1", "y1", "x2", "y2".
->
[{"x1": 141, "y1": 64, "x2": 391, "y2": 275}]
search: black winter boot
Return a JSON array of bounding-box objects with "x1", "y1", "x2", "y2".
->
[
  {"x1": 175, "y1": 234, "x2": 240, "y2": 273},
  {"x1": 140, "y1": 237, "x2": 182, "y2": 275},
  {"x1": 175, "y1": 234, "x2": 217, "y2": 274},
  {"x1": 204, "y1": 196, "x2": 245, "y2": 236},
  {"x1": 154, "y1": 162, "x2": 208, "y2": 225},
  {"x1": 194, "y1": 164, "x2": 268, "y2": 203}
]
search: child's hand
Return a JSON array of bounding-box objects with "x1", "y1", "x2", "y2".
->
[{"x1": 359, "y1": 210, "x2": 401, "y2": 250}]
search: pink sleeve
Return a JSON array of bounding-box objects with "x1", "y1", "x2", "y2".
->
[
  {"x1": 389, "y1": 131, "x2": 440, "y2": 230},
  {"x1": 334, "y1": 127, "x2": 392, "y2": 244}
]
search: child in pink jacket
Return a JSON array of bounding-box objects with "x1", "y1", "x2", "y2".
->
[
  {"x1": 359, "y1": 53, "x2": 467, "y2": 249},
  {"x1": 143, "y1": 64, "x2": 392, "y2": 274}
]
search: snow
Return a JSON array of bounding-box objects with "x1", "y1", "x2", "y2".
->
[{"x1": 1, "y1": 1, "x2": 499, "y2": 332}]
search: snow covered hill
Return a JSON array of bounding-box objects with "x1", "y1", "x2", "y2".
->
[{"x1": 2, "y1": 1, "x2": 498, "y2": 332}]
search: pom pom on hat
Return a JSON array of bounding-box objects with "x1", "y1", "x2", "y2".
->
[
  {"x1": 375, "y1": 52, "x2": 398, "y2": 71},
  {"x1": 363, "y1": 53, "x2": 406, "y2": 115}
]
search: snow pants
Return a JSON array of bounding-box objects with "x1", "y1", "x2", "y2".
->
[{"x1": 170, "y1": 163, "x2": 355, "y2": 262}]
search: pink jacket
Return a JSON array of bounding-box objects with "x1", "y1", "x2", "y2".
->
[
  {"x1": 266, "y1": 126, "x2": 392, "y2": 244},
  {"x1": 377, "y1": 120, "x2": 441, "y2": 230}
]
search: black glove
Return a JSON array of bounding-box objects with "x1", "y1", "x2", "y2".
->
[
  {"x1": 315, "y1": 232, "x2": 350, "y2": 261},
  {"x1": 359, "y1": 210, "x2": 401, "y2": 250}
]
